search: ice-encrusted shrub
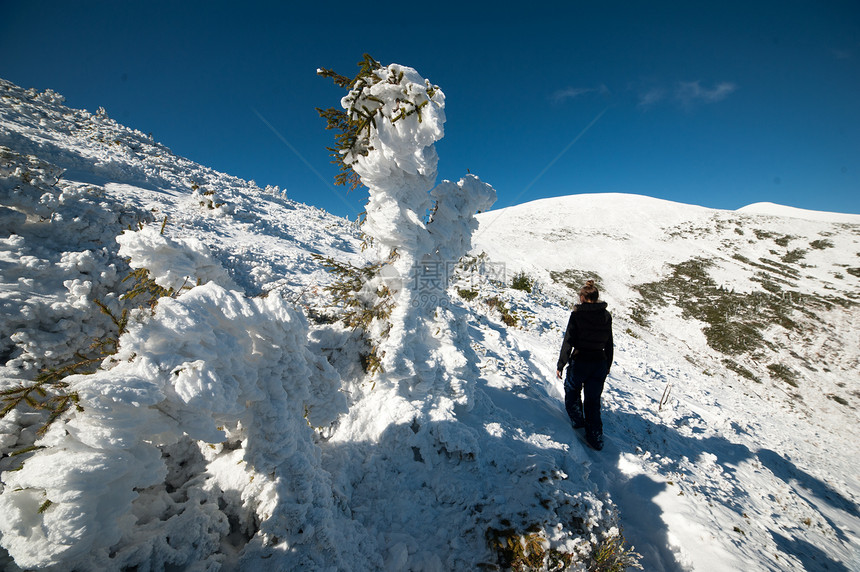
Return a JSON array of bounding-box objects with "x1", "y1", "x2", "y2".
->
[
  {"x1": 0, "y1": 149, "x2": 161, "y2": 450},
  {"x1": 0, "y1": 149, "x2": 154, "y2": 369},
  {"x1": 0, "y1": 226, "x2": 349, "y2": 570},
  {"x1": 191, "y1": 183, "x2": 228, "y2": 213},
  {"x1": 0, "y1": 146, "x2": 64, "y2": 219},
  {"x1": 0, "y1": 264, "x2": 179, "y2": 441},
  {"x1": 313, "y1": 55, "x2": 627, "y2": 572},
  {"x1": 311, "y1": 252, "x2": 396, "y2": 375}
]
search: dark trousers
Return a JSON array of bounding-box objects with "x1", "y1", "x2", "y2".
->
[{"x1": 564, "y1": 359, "x2": 608, "y2": 437}]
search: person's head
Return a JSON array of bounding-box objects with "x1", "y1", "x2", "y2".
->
[{"x1": 578, "y1": 280, "x2": 599, "y2": 303}]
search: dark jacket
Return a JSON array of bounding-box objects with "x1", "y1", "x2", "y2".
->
[{"x1": 556, "y1": 302, "x2": 614, "y2": 372}]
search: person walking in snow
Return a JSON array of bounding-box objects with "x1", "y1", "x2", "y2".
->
[{"x1": 556, "y1": 280, "x2": 614, "y2": 450}]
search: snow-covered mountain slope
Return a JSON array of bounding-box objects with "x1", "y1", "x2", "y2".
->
[
  {"x1": 1, "y1": 76, "x2": 858, "y2": 572},
  {"x1": 473, "y1": 194, "x2": 860, "y2": 570},
  {"x1": 0, "y1": 78, "x2": 366, "y2": 570},
  {"x1": 0, "y1": 78, "x2": 629, "y2": 571}
]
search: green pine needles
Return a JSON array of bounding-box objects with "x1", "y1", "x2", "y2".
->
[
  {"x1": 485, "y1": 525, "x2": 641, "y2": 571},
  {"x1": 316, "y1": 54, "x2": 384, "y2": 191},
  {"x1": 511, "y1": 271, "x2": 535, "y2": 293},
  {"x1": 0, "y1": 264, "x2": 179, "y2": 440},
  {"x1": 316, "y1": 53, "x2": 441, "y2": 192},
  {"x1": 0, "y1": 374, "x2": 84, "y2": 437},
  {"x1": 311, "y1": 252, "x2": 397, "y2": 375}
]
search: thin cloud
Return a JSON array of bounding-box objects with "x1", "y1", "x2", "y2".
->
[
  {"x1": 636, "y1": 80, "x2": 737, "y2": 111},
  {"x1": 551, "y1": 84, "x2": 610, "y2": 103},
  {"x1": 675, "y1": 81, "x2": 738, "y2": 106},
  {"x1": 637, "y1": 87, "x2": 666, "y2": 109}
]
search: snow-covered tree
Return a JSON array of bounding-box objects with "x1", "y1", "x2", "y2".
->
[
  {"x1": 0, "y1": 227, "x2": 351, "y2": 570},
  {"x1": 317, "y1": 55, "x2": 496, "y2": 380}
]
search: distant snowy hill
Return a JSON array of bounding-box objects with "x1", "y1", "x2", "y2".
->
[
  {"x1": 1, "y1": 77, "x2": 859, "y2": 571},
  {"x1": 474, "y1": 193, "x2": 860, "y2": 570},
  {"x1": 738, "y1": 202, "x2": 860, "y2": 224}
]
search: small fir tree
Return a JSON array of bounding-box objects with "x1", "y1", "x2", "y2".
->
[{"x1": 317, "y1": 55, "x2": 495, "y2": 380}]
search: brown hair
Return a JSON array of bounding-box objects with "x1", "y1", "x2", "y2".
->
[{"x1": 579, "y1": 280, "x2": 599, "y2": 303}]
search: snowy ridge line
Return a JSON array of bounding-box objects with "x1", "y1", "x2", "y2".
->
[{"x1": 738, "y1": 201, "x2": 860, "y2": 224}]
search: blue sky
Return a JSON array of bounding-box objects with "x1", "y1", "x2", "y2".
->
[{"x1": 2, "y1": 1, "x2": 859, "y2": 218}]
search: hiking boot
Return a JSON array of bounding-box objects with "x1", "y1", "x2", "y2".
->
[{"x1": 586, "y1": 433, "x2": 604, "y2": 451}]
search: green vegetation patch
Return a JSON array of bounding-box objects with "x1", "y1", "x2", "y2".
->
[
  {"x1": 767, "y1": 363, "x2": 799, "y2": 387},
  {"x1": 636, "y1": 258, "x2": 769, "y2": 355},
  {"x1": 781, "y1": 248, "x2": 807, "y2": 264},
  {"x1": 457, "y1": 288, "x2": 479, "y2": 301},
  {"x1": 635, "y1": 253, "x2": 859, "y2": 358},
  {"x1": 311, "y1": 253, "x2": 397, "y2": 375},
  {"x1": 753, "y1": 229, "x2": 795, "y2": 247},
  {"x1": 486, "y1": 296, "x2": 517, "y2": 327},
  {"x1": 485, "y1": 525, "x2": 640, "y2": 572},
  {"x1": 723, "y1": 359, "x2": 759, "y2": 382},
  {"x1": 549, "y1": 269, "x2": 602, "y2": 292},
  {"x1": 510, "y1": 271, "x2": 534, "y2": 293},
  {"x1": 630, "y1": 303, "x2": 650, "y2": 328},
  {"x1": 756, "y1": 257, "x2": 800, "y2": 279},
  {"x1": 774, "y1": 234, "x2": 795, "y2": 247},
  {"x1": 810, "y1": 239, "x2": 834, "y2": 250},
  {"x1": 731, "y1": 254, "x2": 792, "y2": 281},
  {"x1": 635, "y1": 258, "x2": 792, "y2": 355}
]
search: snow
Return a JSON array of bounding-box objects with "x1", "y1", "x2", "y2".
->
[
  {"x1": 2, "y1": 77, "x2": 859, "y2": 571},
  {"x1": 738, "y1": 202, "x2": 860, "y2": 224}
]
